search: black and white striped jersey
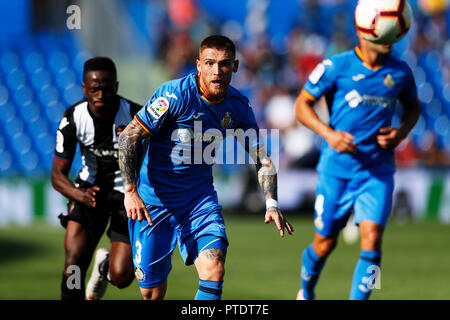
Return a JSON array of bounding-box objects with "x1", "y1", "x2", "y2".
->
[{"x1": 54, "y1": 96, "x2": 141, "y2": 192}]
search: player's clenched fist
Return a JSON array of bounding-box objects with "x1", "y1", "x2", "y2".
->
[{"x1": 377, "y1": 126, "x2": 404, "y2": 150}]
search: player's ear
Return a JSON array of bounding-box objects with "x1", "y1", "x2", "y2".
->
[
  {"x1": 82, "y1": 81, "x2": 86, "y2": 95},
  {"x1": 115, "y1": 81, "x2": 119, "y2": 93},
  {"x1": 196, "y1": 58, "x2": 201, "y2": 73},
  {"x1": 233, "y1": 59, "x2": 239, "y2": 73}
]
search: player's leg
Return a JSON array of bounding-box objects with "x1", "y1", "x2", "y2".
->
[
  {"x1": 193, "y1": 236, "x2": 227, "y2": 300},
  {"x1": 177, "y1": 191, "x2": 228, "y2": 300},
  {"x1": 129, "y1": 206, "x2": 177, "y2": 300},
  {"x1": 103, "y1": 190, "x2": 134, "y2": 288},
  {"x1": 108, "y1": 241, "x2": 134, "y2": 288},
  {"x1": 298, "y1": 173, "x2": 353, "y2": 300},
  {"x1": 349, "y1": 173, "x2": 393, "y2": 300},
  {"x1": 61, "y1": 219, "x2": 104, "y2": 300}
]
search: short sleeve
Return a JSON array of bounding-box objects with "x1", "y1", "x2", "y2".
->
[
  {"x1": 134, "y1": 86, "x2": 178, "y2": 134},
  {"x1": 303, "y1": 58, "x2": 336, "y2": 100},
  {"x1": 54, "y1": 109, "x2": 77, "y2": 163},
  {"x1": 398, "y1": 64, "x2": 418, "y2": 104}
]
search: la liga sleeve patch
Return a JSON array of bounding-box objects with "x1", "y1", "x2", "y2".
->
[{"x1": 147, "y1": 97, "x2": 169, "y2": 120}]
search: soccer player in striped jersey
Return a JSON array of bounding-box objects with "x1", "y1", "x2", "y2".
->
[
  {"x1": 52, "y1": 57, "x2": 140, "y2": 300},
  {"x1": 118, "y1": 35, "x2": 293, "y2": 300},
  {"x1": 294, "y1": 27, "x2": 421, "y2": 300}
]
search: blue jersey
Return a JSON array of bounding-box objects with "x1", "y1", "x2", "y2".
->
[
  {"x1": 303, "y1": 47, "x2": 417, "y2": 178},
  {"x1": 134, "y1": 72, "x2": 260, "y2": 208}
]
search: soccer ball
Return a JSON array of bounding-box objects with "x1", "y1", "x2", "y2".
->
[{"x1": 355, "y1": 0, "x2": 413, "y2": 45}]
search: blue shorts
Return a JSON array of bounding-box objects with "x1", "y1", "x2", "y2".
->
[
  {"x1": 313, "y1": 171, "x2": 394, "y2": 237},
  {"x1": 128, "y1": 191, "x2": 228, "y2": 288}
]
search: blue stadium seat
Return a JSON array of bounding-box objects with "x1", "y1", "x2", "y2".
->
[
  {"x1": 0, "y1": 84, "x2": 9, "y2": 106},
  {"x1": 6, "y1": 68, "x2": 26, "y2": 90},
  {"x1": 26, "y1": 116, "x2": 50, "y2": 140},
  {"x1": 31, "y1": 68, "x2": 52, "y2": 89},
  {"x1": 48, "y1": 51, "x2": 70, "y2": 74},
  {"x1": 0, "y1": 50, "x2": 20, "y2": 74},
  {"x1": 417, "y1": 81, "x2": 434, "y2": 105},
  {"x1": 0, "y1": 149, "x2": 14, "y2": 174},
  {"x1": 16, "y1": 150, "x2": 41, "y2": 174},
  {"x1": 11, "y1": 132, "x2": 31, "y2": 155},
  {"x1": 13, "y1": 85, "x2": 33, "y2": 107},
  {"x1": 18, "y1": 101, "x2": 41, "y2": 124},
  {"x1": 23, "y1": 51, "x2": 45, "y2": 75},
  {"x1": 45, "y1": 101, "x2": 65, "y2": 128},
  {"x1": 55, "y1": 68, "x2": 76, "y2": 90},
  {"x1": 425, "y1": 98, "x2": 442, "y2": 120},
  {"x1": 3, "y1": 116, "x2": 24, "y2": 138},
  {"x1": 0, "y1": 102, "x2": 16, "y2": 124},
  {"x1": 63, "y1": 84, "x2": 83, "y2": 106},
  {"x1": 38, "y1": 85, "x2": 59, "y2": 107}
]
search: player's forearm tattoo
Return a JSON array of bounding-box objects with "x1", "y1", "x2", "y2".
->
[
  {"x1": 256, "y1": 150, "x2": 278, "y2": 200},
  {"x1": 118, "y1": 120, "x2": 146, "y2": 186},
  {"x1": 202, "y1": 249, "x2": 226, "y2": 263}
]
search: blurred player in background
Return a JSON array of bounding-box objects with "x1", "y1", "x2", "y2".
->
[
  {"x1": 294, "y1": 28, "x2": 420, "y2": 299},
  {"x1": 118, "y1": 35, "x2": 293, "y2": 300},
  {"x1": 51, "y1": 57, "x2": 140, "y2": 300}
]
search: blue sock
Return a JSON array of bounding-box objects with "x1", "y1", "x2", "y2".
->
[
  {"x1": 301, "y1": 244, "x2": 327, "y2": 300},
  {"x1": 194, "y1": 280, "x2": 223, "y2": 300},
  {"x1": 349, "y1": 250, "x2": 382, "y2": 300}
]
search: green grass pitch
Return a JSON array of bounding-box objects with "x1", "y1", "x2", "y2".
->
[{"x1": 0, "y1": 215, "x2": 449, "y2": 300}]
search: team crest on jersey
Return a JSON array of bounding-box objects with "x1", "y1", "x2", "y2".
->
[
  {"x1": 383, "y1": 74, "x2": 395, "y2": 88},
  {"x1": 221, "y1": 112, "x2": 233, "y2": 128},
  {"x1": 148, "y1": 97, "x2": 169, "y2": 119},
  {"x1": 135, "y1": 266, "x2": 146, "y2": 282},
  {"x1": 115, "y1": 125, "x2": 126, "y2": 137}
]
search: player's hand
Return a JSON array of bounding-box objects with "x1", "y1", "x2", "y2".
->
[
  {"x1": 264, "y1": 207, "x2": 294, "y2": 237},
  {"x1": 377, "y1": 126, "x2": 404, "y2": 150},
  {"x1": 325, "y1": 130, "x2": 357, "y2": 154},
  {"x1": 124, "y1": 191, "x2": 153, "y2": 226},
  {"x1": 80, "y1": 186, "x2": 100, "y2": 208}
]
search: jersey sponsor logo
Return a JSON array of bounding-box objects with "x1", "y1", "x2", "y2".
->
[
  {"x1": 148, "y1": 97, "x2": 169, "y2": 119},
  {"x1": 383, "y1": 73, "x2": 395, "y2": 88},
  {"x1": 135, "y1": 266, "x2": 146, "y2": 282},
  {"x1": 56, "y1": 130, "x2": 64, "y2": 153},
  {"x1": 59, "y1": 117, "x2": 70, "y2": 130},
  {"x1": 87, "y1": 146, "x2": 118, "y2": 158},
  {"x1": 345, "y1": 89, "x2": 363, "y2": 108},
  {"x1": 352, "y1": 74, "x2": 366, "y2": 81},
  {"x1": 221, "y1": 112, "x2": 233, "y2": 129},
  {"x1": 165, "y1": 91, "x2": 178, "y2": 100}
]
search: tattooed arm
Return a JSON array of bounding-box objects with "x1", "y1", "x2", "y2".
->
[
  {"x1": 118, "y1": 118, "x2": 153, "y2": 224},
  {"x1": 254, "y1": 147, "x2": 294, "y2": 237}
]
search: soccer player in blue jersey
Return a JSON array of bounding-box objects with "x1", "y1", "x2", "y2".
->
[
  {"x1": 118, "y1": 35, "x2": 293, "y2": 300},
  {"x1": 294, "y1": 29, "x2": 420, "y2": 300}
]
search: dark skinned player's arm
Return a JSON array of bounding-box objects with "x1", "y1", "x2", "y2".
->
[{"x1": 51, "y1": 158, "x2": 99, "y2": 207}]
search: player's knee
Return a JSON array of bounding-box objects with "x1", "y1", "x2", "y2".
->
[
  {"x1": 199, "y1": 260, "x2": 225, "y2": 282},
  {"x1": 314, "y1": 238, "x2": 337, "y2": 258},
  {"x1": 109, "y1": 263, "x2": 134, "y2": 289},
  {"x1": 140, "y1": 285, "x2": 166, "y2": 300},
  {"x1": 361, "y1": 230, "x2": 382, "y2": 250}
]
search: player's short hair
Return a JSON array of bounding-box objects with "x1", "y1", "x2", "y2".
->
[
  {"x1": 83, "y1": 57, "x2": 117, "y2": 80},
  {"x1": 199, "y1": 35, "x2": 236, "y2": 58}
]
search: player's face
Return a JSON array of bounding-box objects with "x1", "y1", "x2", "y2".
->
[
  {"x1": 196, "y1": 47, "x2": 238, "y2": 101},
  {"x1": 83, "y1": 70, "x2": 118, "y2": 109}
]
